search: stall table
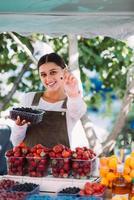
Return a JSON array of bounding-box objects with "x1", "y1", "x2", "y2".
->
[{"x1": 0, "y1": 175, "x2": 112, "y2": 199}]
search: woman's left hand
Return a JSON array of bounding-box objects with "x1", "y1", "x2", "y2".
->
[{"x1": 63, "y1": 70, "x2": 80, "y2": 97}]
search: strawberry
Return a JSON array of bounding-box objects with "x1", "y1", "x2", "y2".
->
[
  {"x1": 30, "y1": 161, "x2": 37, "y2": 168},
  {"x1": 83, "y1": 167, "x2": 90, "y2": 174},
  {"x1": 62, "y1": 173, "x2": 68, "y2": 178},
  {"x1": 85, "y1": 187, "x2": 93, "y2": 195},
  {"x1": 30, "y1": 171, "x2": 36, "y2": 177},
  {"x1": 35, "y1": 144, "x2": 44, "y2": 149},
  {"x1": 63, "y1": 163, "x2": 70, "y2": 171},
  {"x1": 60, "y1": 169, "x2": 65, "y2": 173},
  {"x1": 82, "y1": 151, "x2": 90, "y2": 160},
  {"x1": 72, "y1": 161, "x2": 79, "y2": 169},
  {"x1": 18, "y1": 142, "x2": 26, "y2": 148},
  {"x1": 84, "y1": 182, "x2": 92, "y2": 190},
  {"x1": 40, "y1": 159, "x2": 47, "y2": 165},
  {"x1": 5, "y1": 150, "x2": 14, "y2": 157},
  {"x1": 76, "y1": 147, "x2": 84, "y2": 152},
  {"x1": 56, "y1": 153, "x2": 62, "y2": 158},
  {"x1": 37, "y1": 164, "x2": 45, "y2": 172},
  {"x1": 14, "y1": 152, "x2": 21, "y2": 157},
  {"x1": 13, "y1": 146, "x2": 21, "y2": 153},
  {"x1": 62, "y1": 150, "x2": 71, "y2": 158},
  {"x1": 36, "y1": 149, "x2": 42, "y2": 154},
  {"x1": 79, "y1": 190, "x2": 85, "y2": 196},
  {"x1": 53, "y1": 144, "x2": 64, "y2": 153},
  {"x1": 49, "y1": 151, "x2": 56, "y2": 158}
]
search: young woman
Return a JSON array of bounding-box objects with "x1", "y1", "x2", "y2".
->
[{"x1": 10, "y1": 53, "x2": 87, "y2": 149}]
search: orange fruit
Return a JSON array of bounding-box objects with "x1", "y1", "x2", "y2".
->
[
  {"x1": 131, "y1": 152, "x2": 134, "y2": 157},
  {"x1": 130, "y1": 158, "x2": 134, "y2": 169},
  {"x1": 123, "y1": 174, "x2": 132, "y2": 183},
  {"x1": 123, "y1": 165, "x2": 131, "y2": 175},
  {"x1": 130, "y1": 170, "x2": 134, "y2": 178},
  {"x1": 125, "y1": 156, "x2": 131, "y2": 166},
  {"x1": 100, "y1": 166, "x2": 109, "y2": 177},
  {"x1": 100, "y1": 157, "x2": 108, "y2": 166},
  {"x1": 100, "y1": 177, "x2": 109, "y2": 186},
  {"x1": 108, "y1": 157, "x2": 117, "y2": 170},
  {"x1": 106, "y1": 172, "x2": 116, "y2": 181}
]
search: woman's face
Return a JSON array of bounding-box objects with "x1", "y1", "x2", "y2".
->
[{"x1": 39, "y1": 62, "x2": 64, "y2": 92}]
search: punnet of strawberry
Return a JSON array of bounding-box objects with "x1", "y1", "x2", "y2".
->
[
  {"x1": 26, "y1": 144, "x2": 50, "y2": 177},
  {"x1": 5, "y1": 142, "x2": 30, "y2": 176},
  {"x1": 71, "y1": 147, "x2": 96, "y2": 179},
  {"x1": 79, "y1": 182, "x2": 106, "y2": 197},
  {"x1": 49, "y1": 144, "x2": 72, "y2": 178}
]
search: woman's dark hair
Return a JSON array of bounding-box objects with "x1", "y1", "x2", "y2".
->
[{"x1": 37, "y1": 53, "x2": 66, "y2": 70}]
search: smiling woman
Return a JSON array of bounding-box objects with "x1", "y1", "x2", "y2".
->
[{"x1": 10, "y1": 52, "x2": 88, "y2": 149}]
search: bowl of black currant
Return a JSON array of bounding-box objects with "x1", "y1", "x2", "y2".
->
[
  {"x1": 57, "y1": 186, "x2": 80, "y2": 197},
  {"x1": 10, "y1": 107, "x2": 45, "y2": 124}
]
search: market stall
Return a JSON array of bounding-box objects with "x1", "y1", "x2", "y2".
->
[{"x1": 0, "y1": 1, "x2": 134, "y2": 200}]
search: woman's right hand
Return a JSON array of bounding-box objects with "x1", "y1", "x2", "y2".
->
[{"x1": 15, "y1": 116, "x2": 31, "y2": 126}]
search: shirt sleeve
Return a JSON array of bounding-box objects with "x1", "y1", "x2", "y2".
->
[
  {"x1": 10, "y1": 124, "x2": 27, "y2": 146},
  {"x1": 67, "y1": 95, "x2": 87, "y2": 120},
  {"x1": 20, "y1": 92, "x2": 35, "y2": 107},
  {"x1": 10, "y1": 92, "x2": 35, "y2": 146}
]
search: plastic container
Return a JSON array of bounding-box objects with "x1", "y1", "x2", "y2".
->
[
  {"x1": 10, "y1": 183, "x2": 39, "y2": 196},
  {"x1": 0, "y1": 191, "x2": 27, "y2": 200},
  {"x1": 27, "y1": 195, "x2": 54, "y2": 200},
  {"x1": 86, "y1": 189, "x2": 105, "y2": 199},
  {"x1": 6, "y1": 156, "x2": 27, "y2": 176},
  {"x1": 71, "y1": 157, "x2": 96, "y2": 179},
  {"x1": 78, "y1": 197, "x2": 103, "y2": 200},
  {"x1": 26, "y1": 157, "x2": 49, "y2": 177},
  {"x1": 79, "y1": 185, "x2": 106, "y2": 200},
  {"x1": 55, "y1": 196, "x2": 76, "y2": 200},
  {"x1": 50, "y1": 157, "x2": 71, "y2": 178},
  {"x1": 0, "y1": 179, "x2": 18, "y2": 192},
  {"x1": 57, "y1": 186, "x2": 80, "y2": 197},
  {"x1": 10, "y1": 107, "x2": 44, "y2": 124}
]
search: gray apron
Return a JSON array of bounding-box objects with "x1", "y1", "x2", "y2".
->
[{"x1": 23, "y1": 92, "x2": 69, "y2": 148}]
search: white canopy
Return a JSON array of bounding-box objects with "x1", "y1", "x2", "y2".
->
[{"x1": 0, "y1": 0, "x2": 134, "y2": 39}]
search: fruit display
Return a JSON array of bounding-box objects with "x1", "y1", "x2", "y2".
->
[
  {"x1": 71, "y1": 147, "x2": 96, "y2": 179},
  {"x1": 26, "y1": 144, "x2": 50, "y2": 177},
  {"x1": 0, "y1": 180, "x2": 39, "y2": 200},
  {"x1": 0, "y1": 179, "x2": 18, "y2": 191},
  {"x1": 58, "y1": 187, "x2": 80, "y2": 196},
  {"x1": 99, "y1": 155, "x2": 118, "y2": 188},
  {"x1": 11, "y1": 182, "x2": 39, "y2": 194},
  {"x1": 10, "y1": 107, "x2": 44, "y2": 124},
  {"x1": 0, "y1": 191, "x2": 27, "y2": 200},
  {"x1": 123, "y1": 152, "x2": 134, "y2": 183},
  {"x1": 49, "y1": 144, "x2": 72, "y2": 178},
  {"x1": 5, "y1": 143, "x2": 98, "y2": 179},
  {"x1": 100, "y1": 153, "x2": 134, "y2": 188},
  {"x1": 79, "y1": 182, "x2": 106, "y2": 197},
  {"x1": 6, "y1": 143, "x2": 30, "y2": 176}
]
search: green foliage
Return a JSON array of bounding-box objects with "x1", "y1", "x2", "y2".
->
[{"x1": 78, "y1": 36, "x2": 133, "y2": 110}]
